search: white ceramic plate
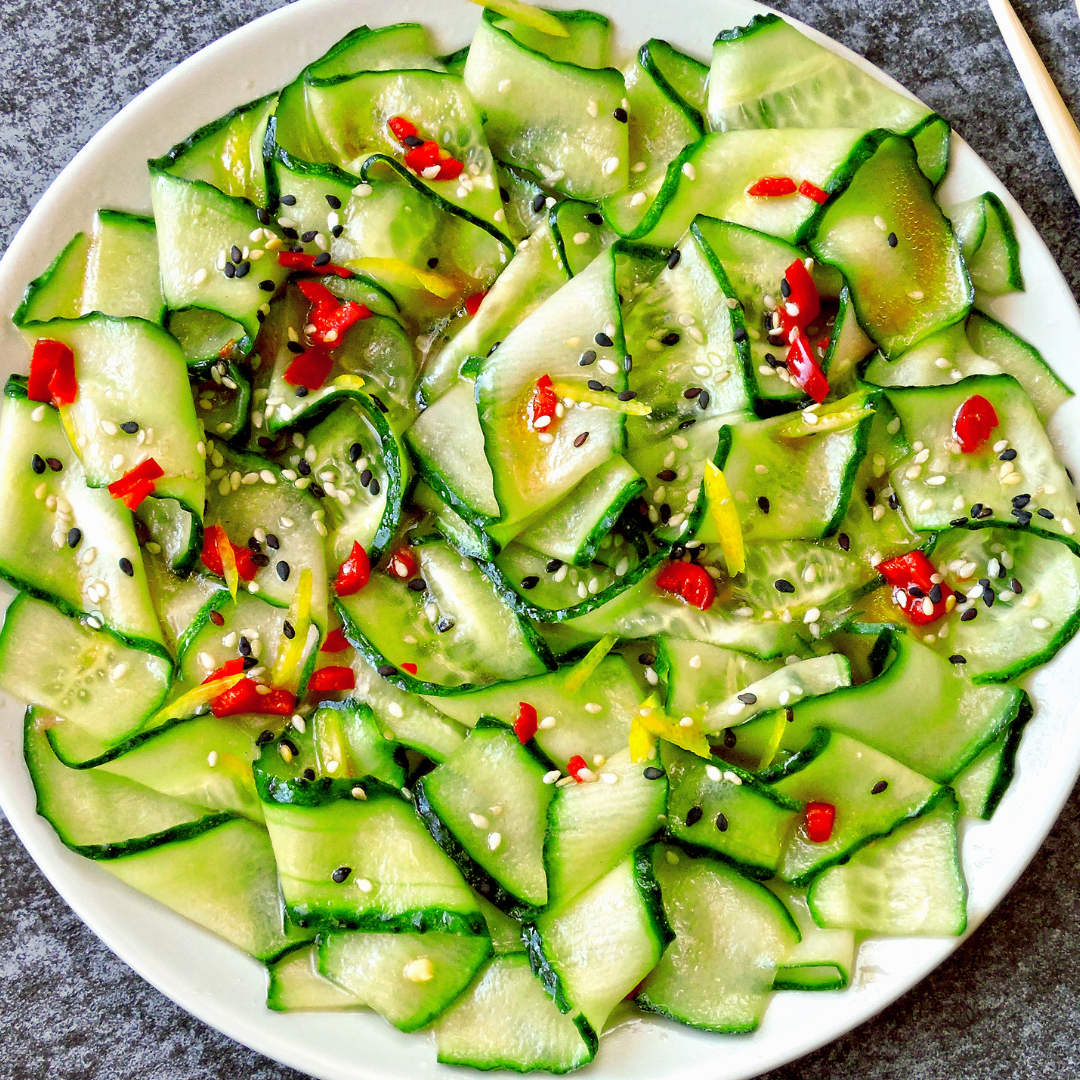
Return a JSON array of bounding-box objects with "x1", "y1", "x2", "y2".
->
[{"x1": 2, "y1": 2, "x2": 1079, "y2": 1078}]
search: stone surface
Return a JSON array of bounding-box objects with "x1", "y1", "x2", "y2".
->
[{"x1": 0, "y1": 1, "x2": 1079, "y2": 1078}]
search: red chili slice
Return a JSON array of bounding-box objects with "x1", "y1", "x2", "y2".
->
[
  {"x1": 387, "y1": 546, "x2": 420, "y2": 580},
  {"x1": 283, "y1": 346, "x2": 335, "y2": 392},
  {"x1": 513, "y1": 702, "x2": 539, "y2": 745},
  {"x1": 28, "y1": 339, "x2": 75, "y2": 403},
  {"x1": 402, "y1": 662, "x2": 418, "y2": 675},
  {"x1": 786, "y1": 329, "x2": 830, "y2": 404},
  {"x1": 276, "y1": 251, "x2": 353, "y2": 279},
  {"x1": 747, "y1": 176, "x2": 797, "y2": 197},
  {"x1": 567, "y1": 755, "x2": 589, "y2": 782},
  {"x1": 388, "y1": 115, "x2": 419, "y2": 144},
  {"x1": 403, "y1": 140, "x2": 465, "y2": 181},
  {"x1": 656, "y1": 561, "x2": 716, "y2": 611},
  {"x1": 211, "y1": 679, "x2": 296, "y2": 718},
  {"x1": 464, "y1": 291, "x2": 487, "y2": 317},
  {"x1": 200, "y1": 524, "x2": 259, "y2": 582},
  {"x1": 528, "y1": 374, "x2": 559, "y2": 433},
  {"x1": 296, "y1": 279, "x2": 371, "y2": 345},
  {"x1": 107, "y1": 458, "x2": 165, "y2": 510},
  {"x1": 307, "y1": 666, "x2": 356, "y2": 693},
  {"x1": 334, "y1": 541, "x2": 371, "y2": 596},
  {"x1": 798, "y1": 179, "x2": 829, "y2": 205},
  {"x1": 877, "y1": 549, "x2": 954, "y2": 627},
  {"x1": 804, "y1": 802, "x2": 836, "y2": 843},
  {"x1": 320, "y1": 628, "x2": 351, "y2": 653},
  {"x1": 778, "y1": 258, "x2": 821, "y2": 337},
  {"x1": 202, "y1": 657, "x2": 246, "y2": 684},
  {"x1": 953, "y1": 395, "x2": 999, "y2": 454}
]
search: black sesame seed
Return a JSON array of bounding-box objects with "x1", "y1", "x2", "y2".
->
[
  {"x1": 436, "y1": 617, "x2": 454, "y2": 633},
  {"x1": 499, "y1": 186, "x2": 510, "y2": 204},
  {"x1": 864, "y1": 487, "x2": 876, "y2": 507},
  {"x1": 659, "y1": 503, "x2": 672, "y2": 524},
  {"x1": 312, "y1": 252, "x2": 331, "y2": 267},
  {"x1": 256, "y1": 208, "x2": 270, "y2": 224},
  {"x1": 639, "y1": 653, "x2": 656, "y2": 666},
  {"x1": 281, "y1": 227, "x2": 299, "y2": 240},
  {"x1": 949, "y1": 654, "x2": 967, "y2": 665},
  {"x1": 737, "y1": 692, "x2": 758, "y2": 705},
  {"x1": 888, "y1": 493, "x2": 900, "y2": 510},
  {"x1": 970, "y1": 503, "x2": 984, "y2": 517},
  {"x1": 685, "y1": 806, "x2": 703, "y2": 827},
  {"x1": 661, "y1": 332, "x2": 680, "y2": 346},
  {"x1": 960, "y1": 607, "x2": 978, "y2": 621},
  {"x1": 300, "y1": 230, "x2": 318, "y2": 244},
  {"x1": 297, "y1": 459, "x2": 311, "y2": 476},
  {"x1": 950, "y1": 517, "x2": 969, "y2": 527},
  {"x1": 276, "y1": 561, "x2": 291, "y2": 582},
  {"x1": 586, "y1": 212, "x2": 604, "y2": 225},
  {"x1": 259, "y1": 279, "x2": 276, "y2": 292},
  {"x1": 712, "y1": 812, "x2": 728, "y2": 832},
  {"x1": 724, "y1": 729, "x2": 737, "y2": 749},
  {"x1": 210, "y1": 610, "x2": 225, "y2": 627},
  {"x1": 369, "y1": 478, "x2": 380, "y2": 496},
  {"x1": 256, "y1": 729, "x2": 275, "y2": 745},
  {"x1": 780, "y1": 279, "x2": 792, "y2": 299},
  {"x1": 282, "y1": 620, "x2": 295, "y2": 640},
  {"x1": 520, "y1": 575, "x2": 540, "y2": 590},
  {"x1": 223, "y1": 262, "x2": 236, "y2": 278},
  {"x1": 983, "y1": 589, "x2": 996, "y2": 608},
  {"x1": 1012, "y1": 493, "x2": 1031, "y2": 508},
  {"x1": 678, "y1": 417, "x2": 696, "y2": 429},
  {"x1": 360, "y1": 468, "x2": 373, "y2": 487},
  {"x1": 595, "y1": 332, "x2": 613, "y2": 348},
  {"x1": 242, "y1": 655, "x2": 258, "y2": 670},
  {"x1": 287, "y1": 341, "x2": 304, "y2": 354},
  {"x1": 977, "y1": 505, "x2": 994, "y2": 519},
  {"x1": 238, "y1": 636, "x2": 252, "y2": 657},
  {"x1": 578, "y1": 349, "x2": 597, "y2": 366},
  {"x1": 67, "y1": 527, "x2": 82, "y2": 548},
  {"x1": 30, "y1": 454, "x2": 45, "y2": 474},
  {"x1": 838, "y1": 533, "x2": 850, "y2": 551},
  {"x1": 887, "y1": 232, "x2": 898, "y2": 248},
  {"x1": 488, "y1": 340, "x2": 502, "y2": 356},
  {"x1": 295, "y1": 387, "x2": 310, "y2": 401},
  {"x1": 657, "y1": 469, "x2": 677, "y2": 482},
  {"x1": 643, "y1": 766, "x2": 664, "y2": 780},
  {"x1": 697, "y1": 390, "x2": 710, "y2": 410},
  {"x1": 331, "y1": 866, "x2": 352, "y2": 884},
  {"x1": 302, "y1": 767, "x2": 317, "y2": 781},
  {"x1": 929, "y1": 583, "x2": 942, "y2": 604},
  {"x1": 119, "y1": 421, "x2": 139, "y2": 435},
  {"x1": 378, "y1": 664, "x2": 397, "y2": 677},
  {"x1": 407, "y1": 578, "x2": 427, "y2": 592},
  {"x1": 331, "y1": 225, "x2": 343, "y2": 238},
  {"x1": 531, "y1": 193, "x2": 546, "y2": 213},
  {"x1": 623, "y1": 354, "x2": 633, "y2": 372},
  {"x1": 587, "y1": 379, "x2": 605, "y2": 391},
  {"x1": 118, "y1": 558, "x2": 134, "y2": 577},
  {"x1": 954, "y1": 590, "x2": 968, "y2": 603},
  {"x1": 348, "y1": 442, "x2": 363, "y2": 463},
  {"x1": 1038, "y1": 508, "x2": 1055, "y2": 519},
  {"x1": 251, "y1": 552, "x2": 270, "y2": 568},
  {"x1": 999, "y1": 448, "x2": 1017, "y2": 461},
  {"x1": 280, "y1": 194, "x2": 297, "y2": 206},
  {"x1": 546, "y1": 559, "x2": 563, "y2": 573},
  {"x1": 774, "y1": 578, "x2": 796, "y2": 593},
  {"x1": 234, "y1": 261, "x2": 250, "y2": 278},
  {"x1": 231, "y1": 245, "x2": 243, "y2": 264},
  {"x1": 574, "y1": 431, "x2": 590, "y2": 447},
  {"x1": 403, "y1": 134, "x2": 424, "y2": 148},
  {"x1": 908, "y1": 586, "x2": 925, "y2": 599},
  {"x1": 1011, "y1": 578, "x2": 1023, "y2": 594},
  {"x1": 732, "y1": 327, "x2": 748, "y2": 344},
  {"x1": 326, "y1": 193, "x2": 342, "y2": 209},
  {"x1": 617, "y1": 390, "x2": 636, "y2": 402},
  {"x1": 1012, "y1": 509, "x2": 1032, "y2": 525},
  {"x1": 666, "y1": 249, "x2": 681, "y2": 270},
  {"x1": 613, "y1": 107, "x2": 628, "y2": 123},
  {"x1": 757, "y1": 496, "x2": 770, "y2": 513},
  {"x1": 871, "y1": 780, "x2": 889, "y2": 795},
  {"x1": 684, "y1": 387, "x2": 702, "y2": 399},
  {"x1": 978, "y1": 577, "x2": 991, "y2": 588}
]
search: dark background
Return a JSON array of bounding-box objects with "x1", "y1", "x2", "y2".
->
[{"x1": 0, "y1": 1, "x2": 1078, "y2": 1077}]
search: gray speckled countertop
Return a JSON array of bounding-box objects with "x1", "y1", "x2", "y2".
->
[{"x1": 1, "y1": 1, "x2": 1079, "y2": 1078}]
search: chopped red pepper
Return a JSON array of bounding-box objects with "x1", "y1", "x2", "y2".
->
[
  {"x1": 201, "y1": 524, "x2": 258, "y2": 582},
  {"x1": 202, "y1": 657, "x2": 246, "y2": 684},
  {"x1": 786, "y1": 329, "x2": 829, "y2": 404},
  {"x1": 464, "y1": 291, "x2": 487, "y2": 317},
  {"x1": 778, "y1": 258, "x2": 821, "y2": 338},
  {"x1": 296, "y1": 279, "x2": 371, "y2": 345},
  {"x1": 747, "y1": 176, "x2": 797, "y2": 198},
  {"x1": 798, "y1": 179, "x2": 830, "y2": 205},
  {"x1": 513, "y1": 702, "x2": 539, "y2": 745},
  {"x1": 528, "y1": 374, "x2": 559, "y2": 433},
  {"x1": 212, "y1": 678, "x2": 295, "y2": 717},
  {"x1": 28, "y1": 339, "x2": 72, "y2": 403},
  {"x1": 403, "y1": 139, "x2": 465, "y2": 181},
  {"x1": 877, "y1": 550, "x2": 954, "y2": 627},
  {"x1": 388, "y1": 115, "x2": 419, "y2": 144},
  {"x1": 402, "y1": 662, "x2": 418, "y2": 675},
  {"x1": 804, "y1": 802, "x2": 836, "y2": 843},
  {"x1": 307, "y1": 666, "x2": 356, "y2": 693},
  {"x1": 656, "y1": 561, "x2": 715, "y2": 611},
  {"x1": 107, "y1": 458, "x2": 165, "y2": 511},
  {"x1": 567, "y1": 754, "x2": 589, "y2": 782},
  {"x1": 953, "y1": 395, "x2": 999, "y2": 454},
  {"x1": 276, "y1": 251, "x2": 353, "y2": 278},
  {"x1": 387, "y1": 546, "x2": 420, "y2": 580},
  {"x1": 320, "y1": 628, "x2": 351, "y2": 653},
  {"x1": 334, "y1": 541, "x2": 371, "y2": 596},
  {"x1": 283, "y1": 346, "x2": 335, "y2": 392}
]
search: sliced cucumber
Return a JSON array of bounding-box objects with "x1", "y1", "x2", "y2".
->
[
  {"x1": 266, "y1": 943, "x2": 365, "y2": 1012},
  {"x1": 526, "y1": 852, "x2": 671, "y2": 1033},
  {"x1": 103, "y1": 817, "x2": 309, "y2": 961},
  {"x1": 885, "y1": 374, "x2": 1080, "y2": 549},
  {"x1": 25, "y1": 711, "x2": 226, "y2": 859},
  {"x1": 660, "y1": 744, "x2": 800, "y2": 878},
  {"x1": 167, "y1": 307, "x2": 250, "y2": 368},
  {"x1": 307, "y1": 22, "x2": 444, "y2": 80},
  {"x1": 769, "y1": 882, "x2": 853, "y2": 992},
  {"x1": 318, "y1": 930, "x2": 492, "y2": 1032},
  {"x1": 424, "y1": 656, "x2": 642, "y2": 772},
  {"x1": 464, "y1": 9, "x2": 629, "y2": 201},
  {"x1": 435, "y1": 954, "x2": 597, "y2": 1073},
  {"x1": 767, "y1": 729, "x2": 944, "y2": 886},
  {"x1": 336, "y1": 538, "x2": 551, "y2": 692},
  {"x1": 638, "y1": 843, "x2": 799, "y2": 1032},
  {"x1": 708, "y1": 14, "x2": 947, "y2": 183},
  {"x1": 413, "y1": 480, "x2": 496, "y2": 562},
  {"x1": 660, "y1": 637, "x2": 778, "y2": 722},
  {"x1": 951, "y1": 696, "x2": 1031, "y2": 820},
  {"x1": 821, "y1": 286, "x2": 876, "y2": 397},
  {"x1": 948, "y1": 192, "x2": 1023, "y2": 297},
  {"x1": 16, "y1": 315, "x2": 205, "y2": 515},
  {"x1": 810, "y1": 134, "x2": 972, "y2": 356},
  {"x1": 544, "y1": 747, "x2": 669, "y2": 911},
  {"x1": 807, "y1": 793, "x2": 967, "y2": 936},
  {"x1": 12, "y1": 229, "x2": 91, "y2": 326},
  {"x1": 143, "y1": 556, "x2": 226, "y2": 660},
  {"x1": 0, "y1": 595, "x2": 171, "y2": 748},
  {"x1": 191, "y1": 357, "x2": 251, "y2": 444}
]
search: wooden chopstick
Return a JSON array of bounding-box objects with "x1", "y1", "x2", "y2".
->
[{"x1": 987, "y1": 0, "x2": 1080, "y2": 207}]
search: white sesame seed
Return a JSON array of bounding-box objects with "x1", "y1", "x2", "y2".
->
[
  {"x1": 602, "y1": 156, "x2": 620, "y2": 176},
  {"x1": 1032, "y1": 617, "x2": 1051, "y2": 630},
  {"x1": 207, "y1": 751, "x2": 219, "y2": 768},
  {"x1": 538, "y1": 432, "x2": 554, "y2": 444},
  {"x1": 543, "y1": 770, "x2": 561, "y2": 784},
  {"x1": 469, "y1": 813, "x2": 490, "y2": 829},
  {"x1": 688, "y1": 654, "x2": 701, "y2": 669},
  {"x1": 487, "y1": 832, "x2": 502, "y2": 851},
  {"x1": 403, "y1": 958, "x2": 435, "y2": 983},
  {"x1": 723, "y1": 771, "x2": 742, "y2": 786},
  {"x1": 584, "y1": 702, "x2": 602, "y2": 714},
  {"x1": 539, "y1": 715, "x2": 556, "y2": 729},
  {"x1": 926, "y1": 475, "x2": 947, "y2": 486},
  {"x1": 681, "y1": 162, "x2": 697, "y2": 181}
]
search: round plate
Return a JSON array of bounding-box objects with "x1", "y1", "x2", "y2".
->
[{"x1": 1, "y1": 2, "x2": 1079, "y2": 1078}]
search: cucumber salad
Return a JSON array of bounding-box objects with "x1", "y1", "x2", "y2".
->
[{"x1": 2, "y1": 1, "x2": 1077, "y2": 1072}]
